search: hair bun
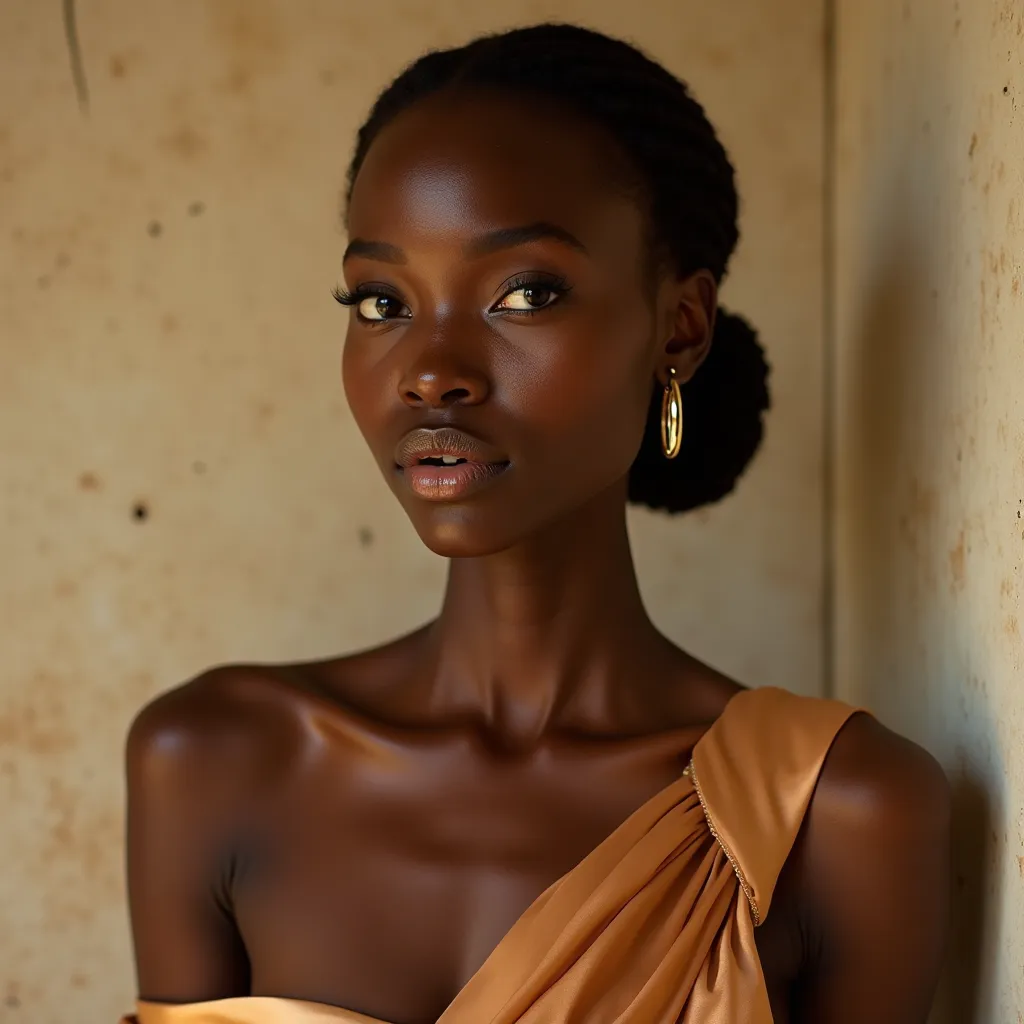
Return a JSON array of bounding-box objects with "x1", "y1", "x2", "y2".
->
[{"x1": 628, "y1": 309, "x2": 771, "y2": 513}]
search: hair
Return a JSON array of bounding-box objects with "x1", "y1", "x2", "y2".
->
[{"x1": 344, "y1": 23, "x2": 771, "y2": 513}]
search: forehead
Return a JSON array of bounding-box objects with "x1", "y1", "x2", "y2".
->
[{"x1": 346, "y1": 89, "x2": 647, "y2": 255}]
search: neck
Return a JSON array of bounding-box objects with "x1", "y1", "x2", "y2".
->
[{"x1": 425, "y1": 485, "x2": 667, "y2": 744}]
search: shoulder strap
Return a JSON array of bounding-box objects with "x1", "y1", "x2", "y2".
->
[{"x1": 689, "y1": 687, "x2": 863, "y2": 925}]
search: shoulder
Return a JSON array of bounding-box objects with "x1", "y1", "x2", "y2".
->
[
  {"x1": 759, "y1": 708, "x2": 951, "y2": 1015},
  {"x1": 128, "y1": 663, "x2": 300, "y2": 767},
  {"x1": 125, "y1": 640, "x2": 419, "y2": 808},
  {"x1": 793, "y1": 709, "x2": 951, "y2": 960},
  {"x1": 125, "y1": 662, "x2": 329, "y2": 824},
  {"x1": 809, "y1": 710, "x2": 951, "y2": 845}
]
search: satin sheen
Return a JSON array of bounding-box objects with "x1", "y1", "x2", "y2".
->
[{"x1": 123, "y1": 687, "x2": 861, "y2": 1024}]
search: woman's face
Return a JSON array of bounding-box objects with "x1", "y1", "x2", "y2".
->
[{"x1": 341, "y1": 89, "x2": 700, "y2": 558}]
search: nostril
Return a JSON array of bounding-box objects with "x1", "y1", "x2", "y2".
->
[{"x1": 402, "y1": 387, "x2": 473, "y2": 408}]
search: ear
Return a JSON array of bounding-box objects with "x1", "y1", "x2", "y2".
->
[{"x1": 656, "y1": 270, "x2": 717, "y2": 385}]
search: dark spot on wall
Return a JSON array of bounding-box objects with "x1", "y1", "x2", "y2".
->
[
  {"x1": 55, "y1": 251, "x2": 71, "y2": 268},
  {"x1": 220, "y1": 66, "x2": 253, "y2": 95},
  {"x1": 949, "y1": 530, "x2": 966, "y2": 591},
  {"x1": 70, "y1": 972, "x2": 90, "y2": 990},
  {"x1": 161, "y1": 126, "x2": 208, "y2": 160},
  {"x1": 109, "y1": 54, "x2": 126, "y2": 78},
  {"x1": 37, "y1": 274, "x2": 51, "y2": 289},
  {"x1": 188, "y1": 200, "x2": 205, "y2": 216},
  {"x1": 1004, "y1": 86, "x2": 1010, "y2": 95},
  {"x1": 968, "y1": 132, "x2": 978, "y2": 157},
  {"x1": 78, "y1": 470, "x2": 100, "y2": 491},
  {"x1": 358, "y1": 526, "x2": 374, "y2": 548},
  {"x1": 192, "y1": 460, "x2": 207, "y2": 474},
  {"x1": 147, "y1": 220, "x2": 162, "y2": 238},
  {"x1": 54, "y1": 579, "x2": 78, "y2": 600},
  {"x1": 132, "y1": 501, "x2": 149, "y2": 522},
  {"x1": 255, "y1": 399, "x2": 276, "y2": 422},
  {"x1": 320, "y1": 68, "x2": 336, "y2": 87},
  {"x1": 698, "y1": 43, "x2": 735, "y2": 70},
  {"x1": 160, "y1": 312, "x2": 179, "y2": 334},
  {"x1": 1005, "y1": 615, "x2": 1019, "y2": 637}
]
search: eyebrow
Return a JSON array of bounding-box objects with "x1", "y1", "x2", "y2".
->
[{"x1": 342, "y1": 221, "x2": 588, "y2": 265}]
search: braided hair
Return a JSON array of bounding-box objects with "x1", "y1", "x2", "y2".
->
[{"x1": 344, "y1": 23, "x2": 771, "y2": 513}]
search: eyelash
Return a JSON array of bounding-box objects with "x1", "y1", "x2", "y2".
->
[{"x1": 332, "y1": 274, "x2": 572, "y2": 326}]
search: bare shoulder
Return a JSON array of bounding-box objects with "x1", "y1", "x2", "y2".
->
[
  {"x1": 128, "y1": 664, "x2": 302, "y2": 771},
  {"x1": 808, "y1": 710, "x2": 951, "y2": 842},
  {"x1": 125, "y1": 664, "x2": 311, "y2": 822},
  {"x1": 787, "y1": 708, "x2": 952, "y2": 1019},
  {"x1": 125, "y1": 636, "x2": 420, "y2": 806}
]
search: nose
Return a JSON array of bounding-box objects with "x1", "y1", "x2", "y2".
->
[{"x1": 398, "y1": 339, "x2": 490, "y2": 410}]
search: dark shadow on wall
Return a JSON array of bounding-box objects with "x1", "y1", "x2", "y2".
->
[{"x1": 937, "y1": 773, "x2": 997, "y2": 1024}]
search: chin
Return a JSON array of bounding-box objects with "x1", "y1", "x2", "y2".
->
[{"x1": 403, "y1": 503, "x2": 540, "y2": 559}]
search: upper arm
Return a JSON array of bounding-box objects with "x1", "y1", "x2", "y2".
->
[
  {"x1": 795, "y1": 713, "x2": 951, "y2": 1024},
  {"x1": 125, "y1": 677, "x2": 252, "y2": 1002}
]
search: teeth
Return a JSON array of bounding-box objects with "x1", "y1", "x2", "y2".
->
[{"x1": 441, "y1": 455, "x2": 460, "y2": 465}]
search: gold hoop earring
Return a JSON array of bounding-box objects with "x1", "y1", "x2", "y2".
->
[{"x1": 661, "y1": 368, "x2": 683, "y2": 459}]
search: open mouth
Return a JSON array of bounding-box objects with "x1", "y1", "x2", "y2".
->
[
  {"x1": 394, "y1": 426, "x2": 510, "y2": 501},
  {"x1": 417, "y1": 455, "x2": 469, "y2": 467}
]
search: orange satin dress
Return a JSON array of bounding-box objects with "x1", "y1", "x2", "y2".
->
[{"x1": 123, "y1": 686, "x2": 862, "y2": 1024}]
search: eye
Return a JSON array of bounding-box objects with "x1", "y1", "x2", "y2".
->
[
  {"x1": 491, "y1": 275, "x2": 570, "y2": 315},
  {"x1": 358, "y1": 294, "x2": 409, "y2": 322},
  {"x1": 496, "y1": 286, "x2": 558, "y2": 312},
  {"x1": 333, "y1": 285, "x2": 411, "y2": 324}
]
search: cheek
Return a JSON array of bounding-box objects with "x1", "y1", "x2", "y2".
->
[
  {"x1": 504, "y1": 312, "x2": 654, "y2": 477},
  {"x1": 341, "y1": 331, "x2": 390, "y2": 455}
]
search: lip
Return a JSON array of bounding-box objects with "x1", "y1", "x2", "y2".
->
[{"x1": 394, "y1": 426, "x2": 510, "y2": 502}]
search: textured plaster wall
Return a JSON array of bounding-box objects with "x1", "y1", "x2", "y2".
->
[
  {"x1": 834, "y1": 0, "x2": 1024, "y2": 1020},
  {"x1": 0, "y1": 1, "x2": 826, "y2": 1020}
]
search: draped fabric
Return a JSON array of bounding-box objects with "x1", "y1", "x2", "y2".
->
[{"x1": 123, "y1": 687, "x2": 860, "y2": 1024}]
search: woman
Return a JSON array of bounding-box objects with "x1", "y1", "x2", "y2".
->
[{"x1": 123, "y1": 23, "x2": 951, "y2": 1024}]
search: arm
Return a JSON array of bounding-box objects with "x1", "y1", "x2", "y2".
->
[
  {"x1": 125, "y1": 679, "x2": 252, "y2": 1003},
  {"x1": 795, "y1": 713, "x2": 951, "y2": 1024}
]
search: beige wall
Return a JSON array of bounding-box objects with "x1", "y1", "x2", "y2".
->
[
  {"x1": 834, "y1": 0, "x2": 1024, "y2": 1020},
  {"x1": 0, "y1": 1, "x2": 827, "y2": 1020}
]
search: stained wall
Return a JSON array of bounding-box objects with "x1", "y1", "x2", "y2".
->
[
  {"x1": 0, "y1": 1, "x2": 826, "y2": 1019},
  {"x1": 834, "y1": 0, "x2": 1024, "y2": 1019}
]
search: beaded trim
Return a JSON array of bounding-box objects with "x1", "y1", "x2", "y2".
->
[{"x1": 685, "y1": 757, "x2": 761, "y2": 926}]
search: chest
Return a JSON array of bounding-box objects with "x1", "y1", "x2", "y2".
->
[{"x1": 228, "y1": 754, "x2": 806, "y2": 1023}]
